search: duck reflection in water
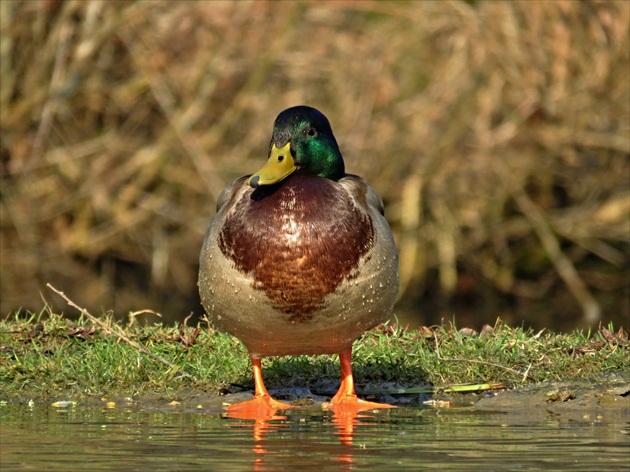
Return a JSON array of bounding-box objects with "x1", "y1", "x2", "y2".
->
[{"x1": 226, "y1": 403, "x2": 384, "y2": 469}]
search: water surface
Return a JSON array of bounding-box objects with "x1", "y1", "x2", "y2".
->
[{"x1": 1, "y1": 403, "x2": 628, "y2": 471}]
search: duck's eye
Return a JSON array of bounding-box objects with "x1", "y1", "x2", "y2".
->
[
  {"x1": 278, "y1": 155, "x2": 284, "y2": 162},
  {"x1": 307, "y1": 128, "x2": 317, "y2": 137}
]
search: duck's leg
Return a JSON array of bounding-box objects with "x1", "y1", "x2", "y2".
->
[
  {"x1": 326, "y1": 349, "x2": 396, "y2": 411},
  {"x1": 227, "y1": 356, "x2": 295, "y2": 416}
]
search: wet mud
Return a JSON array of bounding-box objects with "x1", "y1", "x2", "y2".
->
[
  {"x1": 472, "y1": 371, "x2": 630, "y2": 423},
  {"x1": 4, "y1": 372, "x2": 628, "y2": 423}
]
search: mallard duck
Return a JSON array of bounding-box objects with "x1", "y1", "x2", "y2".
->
[{"x1": 199, "y1": 106, "x2": 399, "y2": 415}]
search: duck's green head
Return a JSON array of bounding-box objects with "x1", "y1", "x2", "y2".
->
[{"x1": 247, "y1": 106, "x2": 345, "y2": 188}]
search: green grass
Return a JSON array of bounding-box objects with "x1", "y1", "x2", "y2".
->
[{"x1": 1, "y1": 309, "x2": 627, "y2": 401}]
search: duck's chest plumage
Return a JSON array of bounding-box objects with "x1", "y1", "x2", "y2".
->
[
  {"x1": 199, "y1": 173, "x2": 398, "y2": 357},
  {"x1": 219, "y1": 173, "x2": 374, "y2": 319}
]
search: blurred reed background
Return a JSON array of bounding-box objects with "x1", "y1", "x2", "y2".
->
[{"x1": 1, "y1": 0, "x2": 628, "y2": 331}]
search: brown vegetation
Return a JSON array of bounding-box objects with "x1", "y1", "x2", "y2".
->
[{"x1": 1, "y1": 1, "x2": 628, "y2": 329}]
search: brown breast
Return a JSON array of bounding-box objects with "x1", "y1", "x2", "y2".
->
[{"x1": 218, "y1": 173, "x2": 374, "y2": 320}]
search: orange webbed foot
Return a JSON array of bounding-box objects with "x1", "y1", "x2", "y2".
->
[
  {"x1": 227, "y1": 355, "x2": 297, "y2": 419},
  {"x1": 324, "y1": 349, "x2": 397, "y2": 413},
  {"x1": 325, "y1": 392, "x2": 396, "y2": 412},
  {"x1": 227, "y1": 395, "x2": 295, "y2": 420}
]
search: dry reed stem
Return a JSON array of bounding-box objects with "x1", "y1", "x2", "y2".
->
[
  {"x1": 497, "y1": 163, "x2": 602, "y2": 324},
  {"x1": 1, "y1": 1, "x2": 627, "y2": 327}
]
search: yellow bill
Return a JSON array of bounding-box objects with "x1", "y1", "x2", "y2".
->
[{"x1": 247, "y1": 143, "x2": 296, "y2": 188}]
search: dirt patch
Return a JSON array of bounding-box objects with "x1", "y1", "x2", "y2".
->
[{"x1": 472, "y1": 371, "x2": 630, "y2": 423}]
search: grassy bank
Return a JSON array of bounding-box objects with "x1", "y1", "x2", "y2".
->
[{"x1": 1, "y1": 308, "x2": 627, "y2": 402}]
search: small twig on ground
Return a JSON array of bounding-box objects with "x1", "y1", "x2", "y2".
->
[
  {"x1": 433, "y1": 332, "x2": 536, "y2": 382},
  {"x1": 47, "y1": 283, "x2": 198, "y2": 382},
  {"x1": 128, "y1": 309, "x2": 162, "y2": 327}
]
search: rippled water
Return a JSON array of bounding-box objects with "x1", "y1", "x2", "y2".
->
[{"x1": 1, "y1": 403, "x2": 628, "y2": 471}]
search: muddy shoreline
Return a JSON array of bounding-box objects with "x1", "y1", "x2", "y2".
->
[
  {"x1": 3, "y1": 372, "x2": 628, "y2": 423},
  {"x1": 471, "y1": 371, "x2": 630, "y2": 422}
]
